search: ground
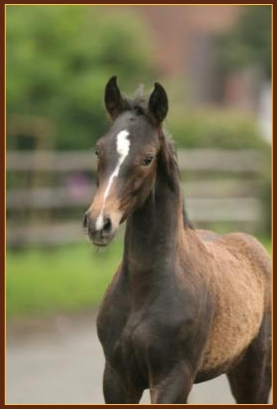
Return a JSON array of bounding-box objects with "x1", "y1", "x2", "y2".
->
[{"x1": 6, "y1": 310, "x2": 269, "y2": 404}]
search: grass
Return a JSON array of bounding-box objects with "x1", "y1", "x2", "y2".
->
[
  {"x1": 6, "y1": 239, "x2": 123, "y2": 318},
  {"x1": 6, "y1": 235, "x2": 271, "y2": 319}
]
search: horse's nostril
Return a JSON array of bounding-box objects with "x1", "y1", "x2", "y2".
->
[
  {"x1": 83, "y1": 212, "x2": 88, "y2": 229},
  {"x1": 103, "y1": 216, "x2": 112, "y2": 234}
]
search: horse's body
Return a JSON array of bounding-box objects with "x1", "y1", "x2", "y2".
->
[{"x1": 83, "y1": 77, "x2": 271, "y2": 404}]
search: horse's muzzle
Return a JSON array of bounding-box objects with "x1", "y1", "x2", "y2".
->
[{"x1": 83, "y1": 211, "x2": 117, "y2": 246}]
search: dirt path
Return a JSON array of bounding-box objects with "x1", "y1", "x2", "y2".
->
[{"x1": 6, "y1": 311, "x2": 261, "y2": 404}]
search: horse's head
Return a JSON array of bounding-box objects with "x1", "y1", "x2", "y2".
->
[{"x1": 83, "y1": 76, "x2": 169, "y2": 246}]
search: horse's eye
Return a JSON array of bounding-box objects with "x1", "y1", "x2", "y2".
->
[
  {"x1": 142, "y1": 156, "x2": 154, "y2": 167},
  {"x1": 94, "y1": 147, "x2": 100, "y2": 157}
]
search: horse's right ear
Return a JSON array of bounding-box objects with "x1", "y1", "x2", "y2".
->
[{"x1": 104, "y1": 76, "x2": 125, "y2": 120}]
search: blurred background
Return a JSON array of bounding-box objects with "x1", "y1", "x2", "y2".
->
[{"x1": 6, "y1": 5, "x2": 272, "y2": 404}]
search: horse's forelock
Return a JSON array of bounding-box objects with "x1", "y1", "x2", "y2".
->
[{"x1": 120, "y1": 86, "x2": 150, "y2": 117}]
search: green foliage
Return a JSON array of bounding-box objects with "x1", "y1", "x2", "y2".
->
[
  {"x1": 167, "y1": 107, "x2": 270, "y2": 150},
  {"x1": 216, "y1": 5, "x2": 271, "y2": 79},
  {"x1": 167, "y1": 106, "x2": 271, "y2": 239},
  {"x1": 6, "y1": 5, "x2": 156, "y2": 150}
]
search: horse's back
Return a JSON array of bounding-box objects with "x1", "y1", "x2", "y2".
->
[{"x1": 197, "y1": 229, "x2": 271, "y2": 283}]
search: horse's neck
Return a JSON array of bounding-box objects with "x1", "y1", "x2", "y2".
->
[{"x1": 123, "y1": 161, "x2": 185, "y2": 276}]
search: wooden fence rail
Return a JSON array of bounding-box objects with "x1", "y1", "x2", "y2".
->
[
  {"x1": 6, "y1": 149, "x2": 263, "y2": 173},
  {"x1": 6, "y1": 149, "x2": 267, "y2": 246}
]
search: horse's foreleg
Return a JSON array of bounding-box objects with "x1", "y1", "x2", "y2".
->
[
  {"x1": 103, "y1": 361, "x2": 143, "y2": 404},
  {"x1": 150, "y1": 365, "x2": 193, "y2": 404}
]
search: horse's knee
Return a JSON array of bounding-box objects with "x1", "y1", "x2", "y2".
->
[
  {"x1": 103, "y1": 362, "x2": 143, "y2": 404},
  {"x1": 103, "y1": 363, "x2": 121, "y2": 403},
  {"x1": 150, "y1": 366, "x2": 193, "y2": 404}
]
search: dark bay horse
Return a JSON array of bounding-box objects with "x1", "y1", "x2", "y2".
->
[{"x1": 83, "y1": 76, "x2": 272, "y2": 404}]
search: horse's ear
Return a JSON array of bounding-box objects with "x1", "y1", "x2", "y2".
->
[
  {"x1": 148, "y1": 82, "x2": 168, "y2": 123},
  {"x1": 104, "y1": 76, "x2": 125, "y2": 120}
]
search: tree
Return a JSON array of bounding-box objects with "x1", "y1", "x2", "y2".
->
[
  {"x1": 217, "y1": 5, "x2": 271, "y2": 80},
  {"x1": 6, "y1": 6, "x2": 157, "y2": 149}
]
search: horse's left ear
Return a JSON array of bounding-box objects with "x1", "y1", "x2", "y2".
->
[{"x1": 148, "y1": 82, "x2": 168, "y2": 123}]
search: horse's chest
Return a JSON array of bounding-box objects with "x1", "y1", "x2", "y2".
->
[
  {"x1": 107, "y1": 313, "x2": 190, "y2": 382},
  {"x1": 98, "y1": 293, "x2": 211, "y2": 384}
]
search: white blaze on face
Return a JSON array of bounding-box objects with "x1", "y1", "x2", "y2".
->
[{"x1": 95, "y1": 130, "x2": 130, "y2": 231}]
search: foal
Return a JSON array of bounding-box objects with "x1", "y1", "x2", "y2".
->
[{"x1": 83, "y1": 77, "x2": 272, "y2": 404}]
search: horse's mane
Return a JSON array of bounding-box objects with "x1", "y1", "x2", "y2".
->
[{"x1": 163, "y1": 136, "x2": 193, "y2": 230}]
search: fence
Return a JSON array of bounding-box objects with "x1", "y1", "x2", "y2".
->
[{"x1": 6, "y1": 149, "x2": 267, "y2": 246}]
